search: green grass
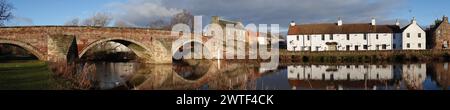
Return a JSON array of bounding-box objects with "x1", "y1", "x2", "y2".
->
[{"x1": 0, "y1": 60, "x2": 58, "y2": 90}]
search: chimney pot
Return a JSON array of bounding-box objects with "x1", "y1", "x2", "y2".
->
[{"x1": 371, "y1": 17, "x2": 376, "y2": 25}]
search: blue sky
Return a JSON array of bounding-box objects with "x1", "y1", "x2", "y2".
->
[{"x1": 7, "y1": 0, "x2": 450, "y2": 27}]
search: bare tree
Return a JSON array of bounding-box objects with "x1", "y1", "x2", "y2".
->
[
  {"x1": 0, "y1": 0, "x2": 13, "y2": 26},
  {"x1": 169, "y1": 10, "x2": 194, "y2": 29},
  {"x1": 114, "y1": 20, "x2": 133, "y2": 27},
  {"x1": 148, "y1": 19, "x2": 169, "y2": 29},
  {"x1": 146, "y1": 10, "x2": 194, "y2": 30},
  {"x1": 82, "y1": 12, "x2": 112, "y2": 27},
  {"x1": 64, "y1": 18, "x2": 80, "y2": 26}
]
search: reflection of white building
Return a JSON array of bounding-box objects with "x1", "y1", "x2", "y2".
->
[
  {"x1": 402, "y1": 63, "x2": 427, "y2": 89},
  {"x1": 288, "y1": 65, "x2": 393, "y2": 81},
  {"x1": 287, "y1": 64, "x2": 428, "y2": 90}
]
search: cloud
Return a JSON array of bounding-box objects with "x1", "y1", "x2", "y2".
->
[
  {"x1": 106, "y1": 0, "x2": 406, "y2": 31},
  {"x1": 106, "y1": 0, "x2": 182, "y2": 27}
]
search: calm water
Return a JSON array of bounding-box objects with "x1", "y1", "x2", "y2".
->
[{"x1": 92, "y1": 61, "x2": 450, "y2": 90}]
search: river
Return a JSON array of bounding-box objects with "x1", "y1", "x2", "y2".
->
[{"x1": 1, "y1": 60, "x2": 449, "y2": 90}]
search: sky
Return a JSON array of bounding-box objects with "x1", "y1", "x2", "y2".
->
[{"x1": 6, "y1": 0, "x2": 450, "y2": 32}]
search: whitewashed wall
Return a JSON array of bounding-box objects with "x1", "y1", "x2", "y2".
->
[
  {"x1": 287, "y1": 33, "x2": 399, "y2": 51},
  {"x1": 402, "y1": 23, "x2": 426, "y2": 50}
]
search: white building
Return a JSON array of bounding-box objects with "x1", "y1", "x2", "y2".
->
[
  {"x1": 287, "y1": 18, "x2": 402, "y2": 51},
  {"x1": 398, "y1": 18, "x2": 427, "y2": 50}
]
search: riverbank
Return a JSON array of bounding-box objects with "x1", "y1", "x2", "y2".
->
[
  {"x1": 0, "y1": 60, "x2": 58, "y2": 90},
  {"x1": 279, "y1": 49, "x2": 450, "y2": 63}
]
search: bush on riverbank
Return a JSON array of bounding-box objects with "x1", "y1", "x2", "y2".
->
[
  {"x1": 48, "y1": 60, "x2": 97, "y2": 90},
  {"x1": 279, "y1": 50, "x2": 450, "y2": 63}
]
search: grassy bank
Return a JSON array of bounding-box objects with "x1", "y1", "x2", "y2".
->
[
  {"x1": 0, "y1": 60, "x2": 58, "y2": 90},
  {"x1": 279, "y1": 50, "x2": 450, "y2": 63}
]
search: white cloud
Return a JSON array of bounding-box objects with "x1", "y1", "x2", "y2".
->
[
  {"x1": 107, "y1": 0, "x2": 182, "y2": 26},
  {"x1": 106, "y1": 0, "x2": 406, "y2": 31}
]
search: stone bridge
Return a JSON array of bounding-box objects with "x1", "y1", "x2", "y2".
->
[{"x1": 0, "y1": 26, "x2": 214, "y2": 64}]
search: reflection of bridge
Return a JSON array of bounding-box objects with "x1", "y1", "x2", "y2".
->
[
  {"x1": 287, "y1": 64, "x2": 427, "y2": 90},
  {"x1": 131, "y1": 61, "x2": 261, "y2": 90},
  {"x1": 0, "y1": 26, "x2": 215, "y2": 63}
]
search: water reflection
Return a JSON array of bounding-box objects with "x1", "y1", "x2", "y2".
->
[
  {"x1": 287, "y1": 64, "x2": 427, "y2": 90},
  {"x1": 92, "y1": 61, "x2": 450, "y2": 90}
]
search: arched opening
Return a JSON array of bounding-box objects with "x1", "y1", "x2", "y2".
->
[
  {"x1": 0, "y1": 44, "x2": 38, "y2": 61},
  {"x1": 79, "y1": 38, "x2": 149, "y2": 62},
  {"x1": 172, "y1": 40, "x2": 211, "y2": 81},
  {"x1": 0, "y1": 40, "x2": 54, "y2": 90},
  {"x1": 77, "y1": 38, "x2": 151, "y2": 90},
  {"x1": 172, "y1": 40, "x2": 208, "y2": 61},
  {"x1": 0, "y1": 40, "x2": 44, "y2": 61}
]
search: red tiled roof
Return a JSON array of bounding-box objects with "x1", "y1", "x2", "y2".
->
[{"x1": 288, "y1": 23, "x2": 401, "y2": 35}]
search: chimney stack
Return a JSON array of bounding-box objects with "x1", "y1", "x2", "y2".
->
[
  {"x1": 411, "y1": 17, "x2": 417, "y2": 24},
  {"x1": 290, "y1": 21, "x2": 296, "y2": 26},
  {"x1": 337, "y1": 17, "x2": 343, "y2": 26},
  {"x1": 212, "y1": 16, "x2": 220, "y2": 23},
  {"x1": 395, "y1": 19, "x2": 400, "y2": 26},
  {"x1": 371, "y1": 17, "x2": 376, "y2": 25},
  {"x1": 444, "y1": 15, "x2": 449, "y2": 23}
]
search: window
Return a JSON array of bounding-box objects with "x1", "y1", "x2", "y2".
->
[
  {"x1": 363, "y1": 34, "x2": 367, "y2": 40},
  {"x1": 307, "y1": 35, "x2": 310, "y2": 40},
  {"x1": 330, "y1": 35, "x2": 333, "y2": 40},
  {"x1": 407, "y1": 43, "x2": 410, "y2": 48},
  {"x1": 321, "y1": 35, "x2": 325, "y2": 40},
  {"x1": 382, "y1": 44, "x2": 387, "y2": 50},
  {"x1": 444, "y1": 41, "x2": 449, "y2": 49},
  {"x1": 346, "y1": 45, "x2": 350, "y2": 51},
  {"x1": 393, "y1": 44, "x2": 396, "y2": 49},
  {"x1": 296, "y1": 35, "x2": 299, "y2": 40},
  {"x1": 418, "y1": 43, "x2": 422, "y2": 48},
  {"x1": 376, "y1": 34, "x2": 379, "y2": 39},
  {"x1": 363, "y1": 45, "x2": 368, "y2": 50},
  {"x1": 418, "y1": 33, "x2": 422, "y2": 38},
  {"x1": 347, "y1": 34, "x2": 350, "y2": 40},
  {"x1": 407, "y1": 33, "x2": 410, "y2": 38}
]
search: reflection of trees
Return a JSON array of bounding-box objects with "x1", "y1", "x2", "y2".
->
[{"x1": 431, "y1": 63, "x2": 450, "y2": 90}]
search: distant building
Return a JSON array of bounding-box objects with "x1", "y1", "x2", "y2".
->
[
  {"x1": 205, "y1": 16, "x2": 269, "y2": 45},
  {"x1": 206, "y1": 16, "x2": 248, "y2": 43},
  {"x1": 399, "y1": 18, "x2": 427, "y2": 50},
  {"x1": 287, "y1": 18, "x2": 402, "y2": 51},
  {"x1": 427, "y1": 16, "x2": 450, "y2": 49}
]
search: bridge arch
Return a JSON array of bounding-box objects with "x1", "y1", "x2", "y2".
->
[
  {"x1": 172, "y1": 39, "x2": 211, "y2": 59},
  {"x1": 0, "y1": 39, "x2": 46, "y2": 60},
  {"x1": 78, "y1": 37, "x2": 151, "y2": 59}
]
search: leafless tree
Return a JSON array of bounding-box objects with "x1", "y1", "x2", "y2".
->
[
  {"x1": 148, "y1": 18, "x2": 169, "y2": 29},
  {"x1": 114, "y1": 20, "x2": 133, "y2": 27},
  {"x1": 64, "y1": 18, "x2": 80, "y2": 26},
  {"x1": 169, "y1": 10, "x2": 194, "y2": 29},
  {"x1": 147, "y1": 10, "x2": 194, "y2": 30},
  {"x1": 0, "y1": 0, "x2": 14, "y2": 26},
  {"x1": 82, "y1": 12, "x2": 112, "y2": 27}
]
